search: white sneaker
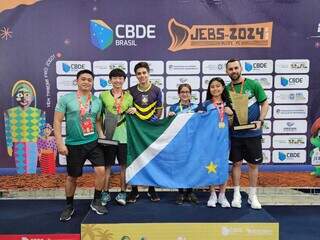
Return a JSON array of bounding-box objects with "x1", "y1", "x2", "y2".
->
[
  {"x1": 207, "y1": 193, "x2": 217, "y2": 207},
  {"x1": 248, "y1": 195, "x2": 262, "y2": 209},
  {"x1": 231, "y1": 194, "x2": 242, "y2": 208},
  {"x1": 218, "y1": 195, "x2": 230, "y2": 208}
]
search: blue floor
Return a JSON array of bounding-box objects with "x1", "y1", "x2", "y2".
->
[{"x1": 0, "y1": 192, "x2": 319, "y2": 240}]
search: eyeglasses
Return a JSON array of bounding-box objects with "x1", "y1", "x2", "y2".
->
[{"x1": 180, "y1": 91, "x2": 191, "y2": 94}]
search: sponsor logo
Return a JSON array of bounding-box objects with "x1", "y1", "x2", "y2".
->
[
  {"x1": 273, "y1": 120, "x2": 307, "y2": 133},
  {"x1": 202, "y1": 60, "x2": 226, "y2": 74},
  {"x1": 166, "y1": 61, "x2": 200, "y2": 75},
  {"x1": 275, "y1": 59, "x2": 310, "y2": 73},
  {"x1": 240, "y1": 60, "x2": 273, "y2": 74},
  {"x1": 273, "y1": 105, "x2": 307, "y2": 119},
  {"x1": 56, "y1": 61, "x2": 91, "y2": 75},
  {"x1": 274, "y1": 75, "x2": 309, "y2": 89},
  {"x1": 90, "y1": 19, "x2": 156, "y2": 49},
  {"x1": 93, "y1": 61, "x2": 128, "y2": 75},
  {"x1": 273, "y1": 150, "x2": 306, "y2": 163},
  {"x1": 56, "y1": 76, "x2": 77, "y2": 90},
  {"x1": 262, "y1": 120, "x2": 271, "y2": 134},
  {"x1": 272, "y1": 135, "x2": 306, "y2": 148},
  {"x1": 166, "y1": 76, "x2": 200, "y2": 90},
  {"x1": 244, "y1": 75, "x2": 273, "y2": 89},
  {"x1": 274, "y1": 90, "x2": 308, "y2": 104},
  {"x1": 168, "y1": 18, "x2": 273, "y2": 52}
]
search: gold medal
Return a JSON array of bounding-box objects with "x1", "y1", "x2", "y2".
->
[{"x1": 218, "y1": 121, "x2": 225, "y2": 128}]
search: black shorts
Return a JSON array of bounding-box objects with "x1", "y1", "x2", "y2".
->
[
  {"x1": 104, "y1": 143, "x2": 127, "y2": 166},
  {"x1": 229, "y1": 136, "x2": 263, "y2": 165},
  {"x1": 66, "y1": 140, "x2": 105, "y2": 177}
]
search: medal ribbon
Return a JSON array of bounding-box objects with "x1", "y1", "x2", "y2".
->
[
  {"x1": 77, "y1": 91, "x2": 92, "y2": 118},
  {"x1": 112, "y1": 90, "x2": 124, "y2": 114},
  {"x1": 212, "y1": 99, "x2": 225, "y2": 123}
]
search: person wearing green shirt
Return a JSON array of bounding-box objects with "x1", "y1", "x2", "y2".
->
[
  {"x1": 225, "y1": 58, "x2": 269, "y2": 210},
  {"x1": 54, "y1": 69, "x2": 107, "y2": 221},
  {"x1": 99, "y1": 68, "x2": 136, "y2": 206}
]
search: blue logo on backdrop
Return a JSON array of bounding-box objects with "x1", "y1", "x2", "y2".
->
[
  {"x1": 99, "y1": 78, "x2": 109, "y2": 88},
  {"x1": 63, "y1": 63, "x2": 71, "y2": 73},
  {"x1": 281, "y1": 77, "x2": 289, "y2": 86},
  {"x1": 278, "y1": 152, "x2": 286, "y2": 161},
  {"x1": 245, "y1": 62, "x2": 253, "y2": 72}
]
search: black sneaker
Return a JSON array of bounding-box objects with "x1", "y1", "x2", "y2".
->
[
  {"x1": 59, "y1": 205, "x2": 74, "y2": 222},
  {"x1": 147, "y1": 189, "x2": 160, "y2": 202},
  {"x1": 90, "y1": 199, "x2": 108, "y2": 215},
  {"x1": 176, "y1": 193, "x2": 184, "y2": 205},
  {"x1": 127, "y1": 191, "x2": 140, "y2": 203},
  {"x1": 186, "y1": 192, "x2": 199, "y2": 204}
]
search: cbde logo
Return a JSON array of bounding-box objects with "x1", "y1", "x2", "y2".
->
[
  {"x1": 241, "y1": 60, "x2": 273, "y2": 74},
  {"x1": 90, "y1": 19, "x2": 156, "y2": 50}
]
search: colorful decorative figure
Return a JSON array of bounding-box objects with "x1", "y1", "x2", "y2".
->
[
  {"x1": 37, "y1": 123, "x2": 57, "y2": 174},
  {"x1": 4, "y1": 80, "x2": 46, "y2": 174},
  {"x1": 310, "y1": 117, "x2": 320, "y2": 177}
]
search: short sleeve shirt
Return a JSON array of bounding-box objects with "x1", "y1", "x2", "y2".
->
[{"x1": 55, "y1": 92, "x2": 102, "y2": 145}]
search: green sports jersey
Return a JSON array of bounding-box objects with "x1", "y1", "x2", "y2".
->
[
  {"x1": 55, "y1": 92, "x2": 102, "y2": 145},
  {"x1": 99, "y1": 90, "x2": 133, "y2": 143},
  {"x1": 226, "y1": 78, "x2": 267, "y2": 137}
]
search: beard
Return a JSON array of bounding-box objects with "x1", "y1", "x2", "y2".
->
[{"x1": 229, "y1": 72, "x2": 240, "y2": 81}]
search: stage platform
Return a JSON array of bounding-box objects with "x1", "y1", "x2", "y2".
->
[{"x1": 81, "y1": 192, "x2": 279, "y2": 240}]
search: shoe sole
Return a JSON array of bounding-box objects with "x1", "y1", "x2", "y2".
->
[
  {"x1": 116, "y1": 199, "x2": 126, "y2": 206},
  {"x1": 207, "y1": 204, "x2": 216, "y2": 208},
  {"x1": 147, "y1": 192, "x2": 160, "y2": 202},
  {"x1": 231, "y1": 202, "x2": 242, "y2": 208},
  {"x1": 90, "y1": 204, "x2": 108, "y2": 215},
  {"x1": 127, "y1": 194, "x2": 140, "y2": 203},
  {"x1": 247, "y1": 199, "x2": 262, "y2": 209},
  {"x1": 59, "y1": 209, "x2": 74, "y2": 222}
]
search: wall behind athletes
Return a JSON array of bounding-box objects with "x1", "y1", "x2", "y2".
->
[{"x1": 1, "y1": 0, "x2": 320, "y2": 174}]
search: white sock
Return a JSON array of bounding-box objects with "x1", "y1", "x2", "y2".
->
[
  {"x1": 210, "y1": 191, "x2": 217, "y2": 198},
  {"x1": 249, "y1": 187, "x2": 257, "y2": 197},
  {"x1": 218, "y1": 192, "x2": 225, "y2": 199},
  {"x1": 234, "y1": 186, "x2": 240, "y2": 196}
]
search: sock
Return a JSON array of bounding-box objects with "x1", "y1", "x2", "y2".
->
[
  {"x1": 131, "y1": 186, "x2": 138, "y2": 193},
  {"x1": 66, "y1": 196, "x2": 74, "y2": 206},
  {"x1": 249, "y1": 187, "x2": 257, "y2": 197},
  {"x1": 210, "y1": 191, "x2": 217, "y2": 199},
  {"x1": 234, "y1": 186, "x2": 241, "y2": 196},
  {"x1": 218, "y1": 192, "x2": 225, "y2": 200},
  {"x1": 94, "y1": 189, "x2": 102, "y2": 200}
]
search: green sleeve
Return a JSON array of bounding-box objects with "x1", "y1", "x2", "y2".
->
[{"x1": 254, "y1": 81, "x2": 267, "y2": 103}]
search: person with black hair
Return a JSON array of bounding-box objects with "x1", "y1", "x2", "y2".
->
[{"x1": 201, "y1": 77, "x2": 234, "y2": 208}]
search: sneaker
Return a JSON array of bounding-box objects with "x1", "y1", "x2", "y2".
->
[
  {"x1": 115, "y1": 192, "x2": 127, "y2": 206},
  {"x1": 186, "y1": 192, "x2": 199, "y2": 204},
  {"x1": 248, "y1": 195, "x2": 262, "y2": 209},
  {"x1": 127, "y1": 191, "x2": 140, "y2": 203},
  {"x1": 59, "y1": 205, "x2": 74, "y2": 222},
  {"x1": 90, "y1": 199, "x2": 108, "y2": 215},
  {"x1": 147, "y1": 189, "x2": 160, "y2": 202},
  {"x1": 231, "y1": 193, "x2": 242, "y2": 208},
  {"x1": 218, "y1": 195, "x2": 231, "y2": 208},
  {"x1": 207, "y1": 192, "x2": 217, "y2": 207},
  {"x1": 176, "y1": 193, "x2": 184, "y2": 205},
  {"x1": 101, "y1": 191, "x2": 111, "y2": 206}
]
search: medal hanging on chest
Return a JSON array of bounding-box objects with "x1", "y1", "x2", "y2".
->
[
  {"x1": 77, "y1": 91, "x2": 94, "y2": 136},
  {"x1": 212, "y1": 99, "x2": 225, "y2": 129},
  {"x1": 113, "y1": 90, "x2": 124, "y2": 114}
]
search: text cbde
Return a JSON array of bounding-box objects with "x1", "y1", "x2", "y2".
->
[{"x1": 115, "y1": 25, "x2": 156, "y2": 39}]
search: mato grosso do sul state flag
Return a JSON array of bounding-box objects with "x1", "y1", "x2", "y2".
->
[{"x1": 126, "y1": 110, "x2": 230, "y2": 188}]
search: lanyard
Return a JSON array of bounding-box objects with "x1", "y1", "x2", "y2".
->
[
  {"x1": 112, "y1": 90, "x2": 124, "y2": 114},
  {"x1": 212, "y1": 99, "x2": 225, "y2": 123},
  {"x1": 77, "y1": 91, "x2": 92, "y2": 117},
  {"x1": 179, "y1": 102, "x2": 191, "y2": 113},
  {"x1": 230, "y1": 78, "x2": 245, "y2": 94}
]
